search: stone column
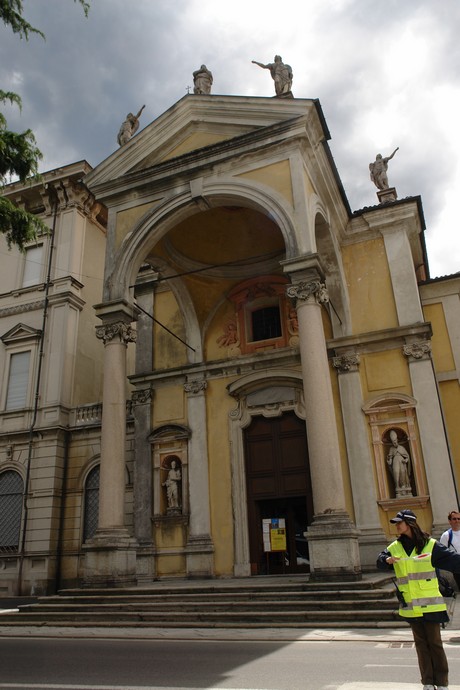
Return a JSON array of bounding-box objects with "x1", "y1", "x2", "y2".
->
[
  {"x1": 83, "y1": 300, "x2": 138, "y2": 586},
  {"x1": 184, "y1": 378, "x2": 214, "y2": 577},
  {"x1": 403, "y1": 340, "x2": 458, "y2": 532},
  {"x1": 284, "y1": 257, "x2": 361, "y2": 580},
  {"x1": 132, "y1": 274, "x2": 156, "y2": 582},
  {"x1": 332, "y1": 353, "x2": 385, "y2": 566}
]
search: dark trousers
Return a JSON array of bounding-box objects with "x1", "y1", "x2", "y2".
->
[{"x1": 410, "y1": 620, "x2": 449, "y2": 687}]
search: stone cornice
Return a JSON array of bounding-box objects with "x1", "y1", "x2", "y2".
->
[
  {"x1": 328, "y1": 323, "x2": 432, "y2": 357},
  {"x1": 129, "y1": 348, "x2": 301, "y2": 389},
  {"x1": 4, "y1": 162, "x2": 107, "y2": 228}
]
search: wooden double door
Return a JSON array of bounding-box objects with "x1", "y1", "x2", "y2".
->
[{"x1": 243, "y1": 411, "x2": 314, "y2": 575}]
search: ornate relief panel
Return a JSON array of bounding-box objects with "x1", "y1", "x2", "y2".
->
[{"x1": 216, "y1": 275, "x2": 297, "y2": 357}]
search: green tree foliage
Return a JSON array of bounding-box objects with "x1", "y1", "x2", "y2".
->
[{"x1": 0, "y1": 0, "x2": 90, "y2": 249}]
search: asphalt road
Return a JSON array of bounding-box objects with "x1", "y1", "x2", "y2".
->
[{"x1": 1, "y1": 636, "x2": 460, "y2": 690}]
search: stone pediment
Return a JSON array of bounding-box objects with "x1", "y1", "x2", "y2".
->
[
  {"x1": 85, "y1": 95, "x2": 320, "y2": 189},
  {"x1": 1, "y1": 323, "x2": 42, "y2": 344}
]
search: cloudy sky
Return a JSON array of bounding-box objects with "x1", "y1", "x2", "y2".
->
[{"x1": 1, "y1": 0, "x2": 459, "y2": 278}]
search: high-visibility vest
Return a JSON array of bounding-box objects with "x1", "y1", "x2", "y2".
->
[{"x1": 388, "y1": 538, "x2": 446, "y2": 618}]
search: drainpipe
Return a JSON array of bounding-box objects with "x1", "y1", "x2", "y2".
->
[{"x1": 17, "y1": 188, "x2": 58, "y2": 595}]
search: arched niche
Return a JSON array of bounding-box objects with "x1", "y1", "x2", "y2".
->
[
  {"x1": 362, "y1": 394, "x2": 429, "y2": 513},
  {"x1": 148, "y1": 425, "x2": 190, "y2": 523}
]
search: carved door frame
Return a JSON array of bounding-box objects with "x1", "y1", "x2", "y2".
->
[{"x1": 227, "y1": 369, "x2": 306, "y2": 576}]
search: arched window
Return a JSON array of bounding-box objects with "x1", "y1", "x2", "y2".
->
[
  {"x1": 83, "y1": 465, "x2": 100, "y2": 542},
  {"x1": 0, "y1": 470, "x2": 23, "y2": 552}
]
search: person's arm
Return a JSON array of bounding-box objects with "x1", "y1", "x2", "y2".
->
[
  {"x1": 439, "y1": 531, "x2": 448, "y2": 548},
  {"x1": 376, "y1": 549, "x2": 394, "y2": 571},
  {"x1": 252, "y1": 60, "x2": 268, "y2": 69},
  {"x1": 385, "y1": 147, "x2": 399, "y2": 162},
  {"x1": 432, "y1": 540, "x2": 460, "y2": 571}
]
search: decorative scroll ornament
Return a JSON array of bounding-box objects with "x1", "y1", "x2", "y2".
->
[
  {"x1": 96, "y1": 322, "x2": 137, "y2": 345},
  {"x1": 332, "y1": 353, "x2": 360, "y2": 373},
  {"x1": 403, "y1": 341, "x2": 432, "y2": 361},
  {"x1": 184, "y1": 379, "x2": 207, "y2": 395},
  {"x1": 131, "y1": 388, "x2": 152, "y2": 406},
  {"x1": 286, "y1": 280, "x2": 329, "y2": 305}
]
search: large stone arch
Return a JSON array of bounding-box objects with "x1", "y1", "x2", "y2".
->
[{"x1": 104, "y1": 178, "x2": 302, "y2": 306}]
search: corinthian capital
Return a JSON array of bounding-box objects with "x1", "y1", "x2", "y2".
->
[
  {"x1": 332, "y1": 353, "x2": 360, "y2": 373},
  {"x1": 96, "y1": 322, "x2": 137, "y2": 345},
  {"x1": 286, "y1": 280, "x2": 329, "y2": 306}
]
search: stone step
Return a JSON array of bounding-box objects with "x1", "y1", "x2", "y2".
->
[
  {"x1": 0, "y1": 607, "x2": 401, "y2": 626},
  {"x1": 58, "y1": 577, "x2": 393, "y2": 597},
  {"x1": 36, "y1": 588, "x2": 394, "y2": 606},
  {"x1": 13, "y1": 598, "x2": 397, "y2": 614},
  {"x1": 0, "y1": 574, "x2": 403, "y2": 629}
]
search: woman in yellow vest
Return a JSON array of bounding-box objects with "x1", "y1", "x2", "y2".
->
[{"x1": 377, "y1": 509, "x2": 460, "y2": 690}]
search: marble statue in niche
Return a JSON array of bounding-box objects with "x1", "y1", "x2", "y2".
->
[
  {"x1": 162, "y1": 457, "x2": 182, "y2": 514},
  {"x1": 385, "y1": 428, "x2": 413, "y2": 498}
]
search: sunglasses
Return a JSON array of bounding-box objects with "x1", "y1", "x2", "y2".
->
[{"x1": 450, "y1": 517, "x2": 460, "y2": 521}]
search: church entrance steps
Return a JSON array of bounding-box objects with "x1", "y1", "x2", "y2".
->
[{"x1": 0, "y1": 574, "x2": 406, "y2": 629}]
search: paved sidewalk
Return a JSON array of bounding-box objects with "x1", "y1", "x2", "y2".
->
[{"x1": 0, "y1": 608, "x2": 459, "y2": 644}]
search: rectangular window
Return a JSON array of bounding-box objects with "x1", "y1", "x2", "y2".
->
[
  {"x1": 22, "y1": 244, "x2": 43, "y2": 288},
  {"x1": 251, "y1": 305, "x2": 282, "y2": 342},
  {"x1": 6, "y1": 351, "x2": 31, "y2": 410}
]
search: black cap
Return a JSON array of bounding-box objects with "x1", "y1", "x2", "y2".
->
[{"x1": 390, "y1": 509, "x2": 417, "y2": 524}]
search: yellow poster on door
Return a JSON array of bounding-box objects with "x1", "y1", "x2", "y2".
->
[{"x1": 262, "y1": 518, "x2": 287, "y2": 552}]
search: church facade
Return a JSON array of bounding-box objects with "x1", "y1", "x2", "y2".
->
[{"x1": 0, "y1": 94, "x2": 459, "y2": 594}]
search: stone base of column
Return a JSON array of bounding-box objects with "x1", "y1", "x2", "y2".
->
[
  {"x1": 306, "y1": 511, "x2": 362, "y2": 581},
  {"x1": 356, "y1": 527, "x2": 387, "y2": 570},
  {"x1": 186, "y1": 534, "x2": 214, "y2": 578},
  {"x1": 82, "y1": 528, "x2": 138, "y2": 587},
  {"x1": 135, "y1": 543, "x2": 156, "y2": 584},
  {"x1": 234, "y1": 563, "x2": 251, "y2": 577}
]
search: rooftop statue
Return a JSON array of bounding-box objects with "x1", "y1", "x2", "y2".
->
[
  {"x1": 369, "y1": 147, "x2": 399, "y2": 190},
  {"x1": 193, "y1": 64, "x2": 213, "y2": 95},
  {"x1": 117, "y1": 105, "x2": 145, "y2": 147},
  {"x1": 252, "y1": 55, "x2": 293, "y2": 97}
]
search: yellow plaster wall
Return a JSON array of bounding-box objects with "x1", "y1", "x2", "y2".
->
[
  {"x1": 153, "y1": 385, "x2": 185, "y2": 425},
  {"x1": 361, "y1": 349, "x2": 411, "y2": 399},
  {"x1": 161, "y1": 132, "x2": 234, "y2": 161},
  {"x1": 115, "y1": 201, "x2": 158, "y2": 251},
  {"x1": 423, "y1": 303, "x2": 455, "y2": 372},
  {"x1": 153, "y1": 290, "x2": 188, "y2": 369},
  {"x1": 156, "y1": 554, "x2": 186, "y2": 577},
  {"x1": 439, "y1": 379, "x2": 460, "y2": 490},
  {"x1": 236, "y1": 160, "x2": 294, "y2": 207},
  {"x1": 206, "y1": 378, "x2": 235, "y2": 575},
  {"x1": 342, "y1": 238, "x2": 398, "y2": 334}
]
